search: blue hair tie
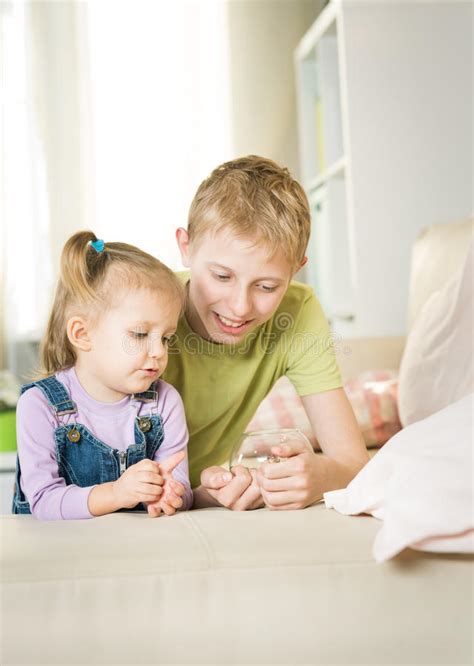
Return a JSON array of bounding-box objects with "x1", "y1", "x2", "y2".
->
[{"x1": 90, "y1": 239, "x2": 105, "y2": 253}]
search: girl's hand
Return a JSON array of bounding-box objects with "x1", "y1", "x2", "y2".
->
[
  {"x1": 145, "y1": 450, "x2": 186, "y2": 518},
  {"x1": 256, "y1": 442, "x2": 322, "y2": 510},
  {"x1": 112, "y1": 458, "x2": 164, "y2": 509},
  {"x1": 147, "y1": 478, "x2": 185, "y2": 517}
]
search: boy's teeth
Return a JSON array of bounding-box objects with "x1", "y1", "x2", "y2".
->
[{"x1": 218, "y1": 314, "x2": 244, "y2": 328}]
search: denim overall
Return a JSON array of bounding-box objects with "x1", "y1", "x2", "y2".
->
[{"x1": 12, "y1": 376, "x2": 164, "y2": 515}]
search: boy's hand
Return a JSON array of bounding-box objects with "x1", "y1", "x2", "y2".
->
[
  {"x1": 112, "y1": 458, "x2": 164, "y2": 509},
  {"x1": 197, "y1": 465, "x2": 264, "y2": 511},
  {"x1": 145, "y1": 450, "x2": 186, "y2": 518},
  {"x1": 256, "y1": 441, "x2": 322, "y2": 510}
]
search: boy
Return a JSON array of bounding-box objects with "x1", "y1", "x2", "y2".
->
[{"x1": 161, "y1": 155, "x2": 369, "y2": 511}]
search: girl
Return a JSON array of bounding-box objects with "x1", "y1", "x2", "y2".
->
[{"x1": 13, "y1": 231, "x2": 192, "y2": 520}]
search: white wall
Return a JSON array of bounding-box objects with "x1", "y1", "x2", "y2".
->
[
  {"x1": 343, "y1": 0, "x2": 473, "y2": 336},
  {"x1": 227, "y1": 0, "x2": 326, "y2": 179}
]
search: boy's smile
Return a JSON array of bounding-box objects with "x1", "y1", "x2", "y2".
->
[
  {"x1": 177, "y1": 228, "x2": 295, "y2": 344},
  {"x1": 212, "y1": 311, "x2": 255, "y2": 337}
]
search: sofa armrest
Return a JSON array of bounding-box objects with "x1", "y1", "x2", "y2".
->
[{"x1": 336, "y1": 336, "x2": 405, "y2": 381}]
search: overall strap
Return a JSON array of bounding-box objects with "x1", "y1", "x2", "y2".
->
[
  {"x1": 20, "y1": 376, "x2": 77, "y2": 416},
  {"x1": 132, "y1": 381, "x2": 158, "y2": 405}
]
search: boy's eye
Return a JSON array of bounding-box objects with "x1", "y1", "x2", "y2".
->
[
  {"x1": 259, "y1": 284, "x2": 277, "y2": 293},
  {"x1": 213, "y1": 272, "x2": 230, "y2": 281},
  {"x1": 130, "y1": 331, "x2": 147, "y2": 339}
]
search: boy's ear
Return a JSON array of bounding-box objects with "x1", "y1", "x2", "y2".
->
[
  {"x1": 67, "y1": 316, "x2": 92, "y2": 352},
  {"x1": 176, "y1": 227, "x2": 191, "y2": 267},
  {"x1": 294, "y1": 256, "x2": 308, "y2": 274}
]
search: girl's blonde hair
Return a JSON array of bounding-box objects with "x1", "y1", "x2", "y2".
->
[
  {"x1": 187, "y1": 155, "x2": 311, "y2": 270},
  {"x1": 40, "y1": 230, "x2": 184, "y2": 377}
]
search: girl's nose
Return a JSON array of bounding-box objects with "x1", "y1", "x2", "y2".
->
[{"x1": 148, "y1": 336, "x2": 165, "y2": 358}]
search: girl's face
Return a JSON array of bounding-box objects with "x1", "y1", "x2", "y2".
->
[
  {"x1": 177, "y1": 227, "x2": 295, "y2": 344},
  {"x1": 74, "y1": 287, "x2": 181, "y2": 403}
]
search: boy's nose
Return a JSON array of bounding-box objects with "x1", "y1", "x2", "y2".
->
[{"x1": 229, "y1": 286, "x2": 252, "y2": 318}]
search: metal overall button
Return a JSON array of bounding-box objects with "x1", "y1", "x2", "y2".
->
[
  {"x1": 138, "y1": 417, "x2": 152, "y2": 433},
  {"x1": 67, "y1": 428, "x2": 81, "y2": 443}
]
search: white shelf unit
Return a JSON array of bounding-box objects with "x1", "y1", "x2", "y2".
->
[{"x1": 295, "y1": 0, "x2": 473, "y2": 338}]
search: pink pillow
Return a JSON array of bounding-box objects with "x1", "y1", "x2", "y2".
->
[
  {"x1": 247, "y1": 372, "x2": 401, "y2": 449},
  {"x1": 246, "y1": 377, "x2": 317, "y2": 446},
  {"x1": 344, "y1": 371, "x2": 401, "y2": 447}
]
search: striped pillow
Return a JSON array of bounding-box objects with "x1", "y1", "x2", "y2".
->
[{"x1": 246, "y1": 371, "x2": 401, "y2": 449}]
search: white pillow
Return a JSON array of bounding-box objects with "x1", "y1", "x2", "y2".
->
[
  {"x1": 398, "y1": 238, "x2": 473, "y2": 426},
  {"x1": 324, "y1": 394, "x2": 474, "y2": 562}
]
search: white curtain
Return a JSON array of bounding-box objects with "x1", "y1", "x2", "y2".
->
[
  {"x1": 1, "y1": 1, "x2": 53, "y2": 378},
  {"x1": 1, "y1": 0, "x2": 233, "y2": 378},
  {"x1": 87, "y1": 0, "x2": 233, "y2": 267}
]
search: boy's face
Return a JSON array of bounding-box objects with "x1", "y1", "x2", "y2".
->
[{"x1": 177, "y1": 228, "x2": 295, "y2": 344}]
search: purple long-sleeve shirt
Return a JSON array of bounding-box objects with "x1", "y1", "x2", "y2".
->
[{"x1": 16, "y1": 367, "x2": 192, "y2": 520}]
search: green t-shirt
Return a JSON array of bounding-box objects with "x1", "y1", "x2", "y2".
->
[{"x1": 162, "y1": 278, "x2": 342, "y2": 487}]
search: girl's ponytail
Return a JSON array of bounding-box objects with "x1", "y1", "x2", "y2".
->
[
  {"x1": 60, "y1": 230, "x2": 109, "y2": 304},
  {"x1": 40, "y1": 286, "x2": 75, "y2": 376}
]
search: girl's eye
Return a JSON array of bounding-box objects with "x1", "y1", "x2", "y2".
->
[
  {"x1": 259, "y1": 284, "x2": 277, "y2": 293},
  {"x1": 130, "y1": 331, "x2": 147, "y2": 339},
  {"x1": 162, "y1": 336, "x2": 170, "y2": 345}
]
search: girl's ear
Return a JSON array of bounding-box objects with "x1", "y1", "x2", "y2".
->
[
  {"x1": 176, "y1": 227, "x2": 191, "y2": 268},
  {"x1": 67, "y1": 316, "x2": 92, "y2": 352}
]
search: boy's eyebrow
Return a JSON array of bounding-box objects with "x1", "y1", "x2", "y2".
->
[
  {"x1": 129, "y1": 320, "x2": 153, "y2": 326},
  {"x1": 207, "y1": 262, "x2": 286, "y2": 282}
]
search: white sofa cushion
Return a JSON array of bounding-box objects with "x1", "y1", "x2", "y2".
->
[
  {"x1": 398, "y1": 237, "x2": 473, "y2": 426},
  {"x1": 406, "y1": 218, "x2": 473, "y2": 329},
  {"x1": 324, "y1": 394, "x2": 474, "y2": 562}
]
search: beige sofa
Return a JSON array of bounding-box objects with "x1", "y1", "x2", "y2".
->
[{"x1": 1, "y1": 221, "x2": 472, "y2": 665}]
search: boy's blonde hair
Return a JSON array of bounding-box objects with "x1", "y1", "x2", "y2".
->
[
  {"x1": 40, "y1": 230, "x2": 184, "y2": 377},
  {"x1": 187, "y1": 155, "x2": 310, "y2": 269}
]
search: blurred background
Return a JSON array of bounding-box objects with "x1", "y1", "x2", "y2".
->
[{"x1": 0, "y1": 0, "x2": 472, "y2": 380}]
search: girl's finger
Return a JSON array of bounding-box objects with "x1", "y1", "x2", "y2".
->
[
  {"x1": 160, "y1": 502, "x2": 177, "y2": 516},
  {"x1": 138, "y1": 483, "x2": 163, "y2": 499},
  {"x1": 168, "y1": 480, "x2": 185, "y2": 495},
  {"x1": 139, "y1": 471, "x2": 163, "y2": 485},
  {"x1": 147, "y1": 504, "x2": 161, "y2": 518},
  {"x1": 162, "y1": 484, "x2": 184, "y2": 506},
  {"x1": 160, "y1": 450, "x2": 186, "y2": 475}
]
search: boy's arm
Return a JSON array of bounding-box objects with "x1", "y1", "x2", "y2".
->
[
  {"x1": 256, "y1": 388, "x2": 369, "y2": 509},
  {"x1": 306, "y1": 387, "x2": 368, "y2": 464}
]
